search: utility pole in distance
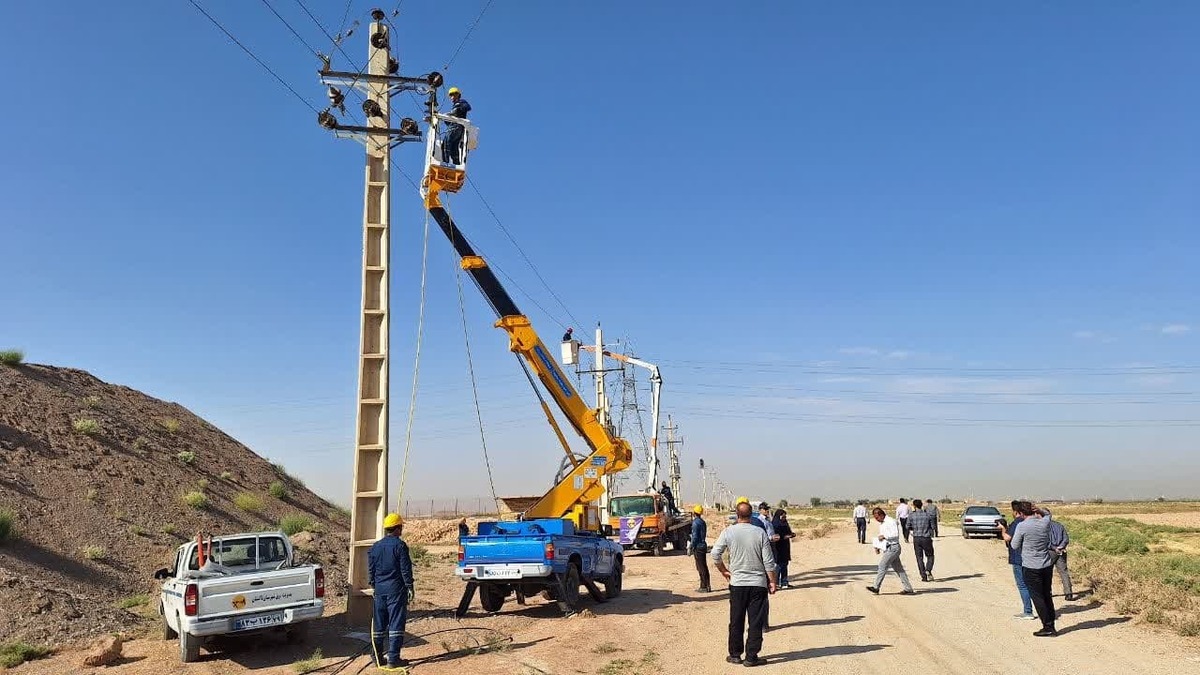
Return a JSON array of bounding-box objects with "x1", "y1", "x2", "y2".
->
[
  {"x1": 664, "y1": 415, "x2": 683, "y2": 503},
  {"x1": 317, "y1": 8, "x2": 438, "y2": 626}
]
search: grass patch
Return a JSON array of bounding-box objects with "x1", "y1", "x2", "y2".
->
[
  {"x1": 72, "y1": 418, "x2": 100, "y2": 435},
  {"x1": 161, "y1": 523, "x2": 178, "y2": 536},
  {"x1": 85, "y1": 487, "x2": 99, "y2": 501},
  {"x1": 160, "y1": 417, "x2": 181, "y2": 433},
  {"x1": 82, "y1": 545, "x2": 107, "y2": 560},
  {"x1": 0, "y1": 642, "x2": 52, "y2": 668},
  {"x1": 409, "y1": 544, "x2": 433, "y2": 566},
  {"x1": 196, "y1": 478, "x2": 209, "y2": 490},
  {"x1": 329, "y1": 505, "x2": 351, "y2": 521},
  {"x1": 0, "y1": 349, "x2": 25, "y2": 366},
  {"x1": 0, "y1": 509, "x2": 16, "y2": 543},
  {"x1": 808, "y1": 520, "x2": 838, "y2": 539},
  {"x1": 292, "y1": 648, "x2": 323, "y2": 673},
  {"x1": 599, "y1": 651, "x2": 661, "y2": 675},
  {"x1": 82, "y1": 394, "x2": 102, "y2": 408},
  {"x1": 128, "y1": 524, "x2": 146, "y2": 537},
  {"x1": 116, "y1": 594, "x2": 149, "y2": 610},
  {"x1": 269, "y1": 481, "x2": 289, "y2": 500},
  {"x1": 177, "y1": 450, "x2": 196, "y2": 464},
  {"x1": 1179, "y1": 617, "x2": 1200, "y2": 637},
  {"x1": 234, "y1": 492, "x2": 264, "y2": 513},
  {"x1": 279, "y1": 515, "x2": 314, "y2": 536},
  {"x1": 182, "y1": 491, "x2": 209, "y2": 509},
  {"x1": 132, "y1": 436, "x2": 150, "y2": 452},
  {"x1": 220, "y1": 470, "x2": 234, "y2": 480},
  {"x1": 592, "y1": 642, "x2": 622, "y2": 654}
]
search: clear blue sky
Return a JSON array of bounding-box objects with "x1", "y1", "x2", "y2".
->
[{"x1": 2, "y1": 2, "x2": 1198, "y2": 505}]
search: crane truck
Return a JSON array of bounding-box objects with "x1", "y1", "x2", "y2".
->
[
  {"x1": 418, "y1": 94, "x2": 633, "y2": 616},
  {"x1": 563, "y1": 343, "x2": 692, "y2": 556}
]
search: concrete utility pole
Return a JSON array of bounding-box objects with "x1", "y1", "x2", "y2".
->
[
  {"x1": 699, "y1": 457, "x2": 707, "y2": 508},
  {"x1": 664, "y1": 415, "x2": 683, "y2": 503},
  {"x1": 317, "y1": 9, "x2": 430, "y2": 625},
  {"x1": 594, "y1": 324, "x2": 611, "y2": 520}
]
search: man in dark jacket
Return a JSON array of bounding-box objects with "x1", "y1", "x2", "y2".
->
[
  {"x1": 907, "y1": 499, "x2": 936, "y2": 581},
  {"x1": 689, "y1": 505, "x2": 711, "y2": 592},
  {"x1": 660, "y1": 482, "x2": 677, "y2": 514},
  {"x1": 369, "y1": 513, "x2": 415, "y2": 668},
  {"x1": 443, "y1": 86, "x2": 471, "y2": 164},
  {"x1": 1043, "y1": 510, "x2": 1074, "y2": 601},
  {"x1": 1003, "y1": 501, "x2": 1036, "y2": 620}
]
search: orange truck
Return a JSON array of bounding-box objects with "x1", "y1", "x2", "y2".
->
[{"x1": 610, "y1": 493, "x2": 693, "y2": 556}]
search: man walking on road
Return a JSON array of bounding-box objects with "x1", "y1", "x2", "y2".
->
[
  {"x1": 689, "y1": 505, "x2": 711, "y2": 592},
  {"x1": 1004, "y1": 500, "x2": 1036, "y2": 621},
  {"x1": 907, "y1": 499, "x2": 936, "y2": 581},
  {"x1": 853, "y1": 501, "x2": 869, "y2": 544},
  {"x1": 896, "y1": 498, "x2": 912, "y2": 543},
  {"x1": 867, "y1": 507, "x2": 915, "y2": 595},
  {"x1": 713, "y1": 501, "x2": 778, "y2": 667},
  {"x1": 1044, "y1": 511, "x2": 1074, "y2": 601},
  {"x1": 999, "y1": 503, "x2": 1058, "y2": 637},
  {"x1": 925, "y1": 498, "x2": 941, "y2": 537}
]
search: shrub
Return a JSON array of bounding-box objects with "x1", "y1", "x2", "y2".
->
[
  {"x1": 279, "y1": 515, "x2": 314, "y2": 536},
  {"x1": 269, "y1": 481, "x2": 289, "y2": 500},
  {"x1": 0, "y1": 350, "x2": 24, "y2": 366},
  {"x1": 132, "y1": 436, "x2": 150, "y2": 451},
  {"x1": 0, "y1": 642, "x2": 52, "y2": 668},
  {"x1": 115, "y1": 594, "x2": 149, "y2": 609},
  {"x1": 161, "y1": 523, "x2": 178, "y2": 536},
  {"x1": 592, "y1": 642, "x2": 621, "y2": 655},
  {"x1": 292, "y1": 648, "x2": 323, "y2": 673},
  {"x1": 220, "y1": 471, "x2": 234, "y2": 480},
  {"x1": 234, "y1": 492, "x2": 264, "y2": 513},
  {"x1": 82, "y1": 395, "x2": 101, "y2": 408},
  {"x1": 0, "y1": 509, "x2": 16, "y2": 543},
  {"x1": 330, "y1": 505, "x2": 351, "y2": 520},
  {"x1": 1179, "y1": 617, "x2": 1200, "y2": 637},
  {"x1": 82, "y1": 545, "x2": 106, "y2": 560},
  {"x1": 72, "y1": 418, "x2": 100, "y2": 436},
  {"x1": 272, "y1": 462, "x2": 287, "y2": 475},
  {"x1": 182, "y1": 491, "x2": 209, "y2": 509},
  {"x1": 85, "y1": 488, "x2": 98, "y2": 502},
  {"x1": 177, "y1": 450, "x2": 196, "y2": 464},
  {"x1": 409, "y1": 544, "x2": 431, "y2": 566},
  {"x1": 128, "y1": 525, "x2": 146, "y2": 537},
  {"x1": 196, "y1": 478, "x2": 209, "y2": 490},
  {"x1": 160, "y1": 417, "x2": 181, "y2": 433}
]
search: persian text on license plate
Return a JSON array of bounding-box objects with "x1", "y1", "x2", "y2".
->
[
  {"x1": 233, "y1": 612, "x2": 285, "y2": 631},
  {"x1": 482, "y1": 567, "x2": 520, "y2": 579}
]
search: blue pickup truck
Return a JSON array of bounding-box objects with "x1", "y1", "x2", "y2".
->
[{"x1": 453, "y1": 518, "x2": 623, "y2": 615}]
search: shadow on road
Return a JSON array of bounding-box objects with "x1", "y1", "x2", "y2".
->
[
  {"x1": 772, "y1": 615, "x2": 864, "y2": 630},
  {"x1": 765, "y1": 644, "x2": 890, "y2": 663},
  {"x1": 933, "y1": 573, "x2": 983, "y2": 582},
  {"x1": 1057, "y1": 616, "x2": 1131, "y2": 635},
  {"x1": 1058, "y1": 601, "x2": 1102, "y2": 616}
]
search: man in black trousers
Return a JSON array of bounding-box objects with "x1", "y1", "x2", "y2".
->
[
  {"x1": 712, "y1": 501, "x2": 778, "y2": 667},
  {"x1": 907, "y1": 499, "x2": 937, "y2": 581}
]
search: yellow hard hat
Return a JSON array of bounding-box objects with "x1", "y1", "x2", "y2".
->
[
  {"x1": 448, "y1": 87, "x2": 461, "y2": 96},
  {"x1": 735, "y1": 496, "x2": 750, "y2": 505},
  {"x1": 692, "y1": 505, "x2": 704, "y2": 515},
  {"x1": 383, "y1": 513, "x2": 404, "y2": 529}
]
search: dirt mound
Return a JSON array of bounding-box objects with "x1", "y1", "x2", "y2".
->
[{"x1": 0, "y1": 364, "x2": 351, "y2": 646}]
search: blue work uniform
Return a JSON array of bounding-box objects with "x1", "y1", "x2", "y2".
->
[
  {"x1": 443, "y1": 97, "x2": 471, "y2": 164},
  {"x1": 367, "y1": 534, "x2": 415, "y2": 666}
]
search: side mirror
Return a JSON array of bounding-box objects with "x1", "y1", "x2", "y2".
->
[
  {"x1": 153, "y1": 567, "x2": 171, "y2": 580},
  {"x1": 601, "y1": 524, "x2": 614, "y2": 537}
]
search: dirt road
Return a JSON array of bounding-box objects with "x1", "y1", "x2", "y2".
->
[{"x1": 14, "y1": 523, "x2": 1199, "y2": 674}]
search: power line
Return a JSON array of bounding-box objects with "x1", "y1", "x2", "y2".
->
[
  {"x1": 187, "y1": 0, "x2": 319, "y2": 112},
  {"x1": 258, "y1": 0, "x2": 322, "y2": 58},
  {"x1": 443, "y1": 0, "x2": 496, "y2": 70}
]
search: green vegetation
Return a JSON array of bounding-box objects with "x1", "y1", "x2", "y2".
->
[
  {"x1": 592, "y1": 642, "x2": 622, "y2": 654},
  {"x1": 0, "y1": 349, "x2": 24, "y2": 366},
  {"x1": 809, "y1": 497, "x2": 822, "y2": 508},
  {"x1": 599, "y1": 651, "x2": 661, "y2": 675},
  {"x1": 409, "y1": 544, "x2": 433, "y2": 566},
  {"x1": 161, "y1": 523, "x2": 178, "y2": 536},
  {"x1": 234, "y1": 492, "x2": 264, "y2": 513},
  {"x1": 220, "y1": 470, "x2": 234, "y2": 480},
  {"x1": 1065, "y1": 518, "x2": 1198, "y2": 556},
  {"x1": 85, "y1": 488, "x2": 98, "y2": 502},
  {"x1": 182, "y1": 491, "x2": 209, "y2": 509},
  {"x1": 82, "y1": 394, "x2": 101, "y2": 408},
  {"x1": 81, "y1": 545, "x2": 106, "y2": 560},
  {"x1": 330, "y1": 504, "x2": 351, "y2": 520},
  {"x1": 115, "y1": 594, "x2": 149, "y2": 609},
  {"x1": 0, "y1": 642, "x2": 52, "y2": 668},
  {"x1": 0, "y1": 509, "x2": 16, "y2": 543},
  {"x1": 160, "y1": 417, "x2": 181, "y2": 433},
  {"x1": 279, "y1": 515, "x2": 314, "y2": 535},
  {"x1": 292, "y1": 649, "x2": 323, "y2": 673},
  {"x1": 72, "y1": 418, "x2": 100, "y2": 435},
  {"x1": 177, "y1": 450, "x2": 196, "y2": 464},
  {"x1": 132, "y1": 436, "x2": 149, "y2": 451},
  {"x1": 269, "y1": 481, "x2": 289, "y2": 499},
  {"x1": 128, "y1": 524, "x2": 146, "y2": 537},
  {"x1": 196, "y1": 478, "x2": 209, "y2": 490}
]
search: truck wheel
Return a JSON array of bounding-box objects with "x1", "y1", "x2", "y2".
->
[
  {"x1": 652, "y1": 539, "x2": 665, "y2": 557},
  {"x1": 178, "y1": 624, "x2": 201, "y2": 663},
  {"x1": 561, "y1": 565, "x2": 582, "y2": 609},
  {"x1": 480, "y1": 585, "x2": 506, "y2": 613},
  {"x1": 285, "y1": 621, "x2": 310, "y2": 644},
  {"x1": 161, "y1": 603, "x2": 177, "y2": 640},
  {"x1": 603, "y1": 563, "x2": 623, "y2": 599}
]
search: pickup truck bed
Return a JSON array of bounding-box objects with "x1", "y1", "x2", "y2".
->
[{"x1": 454, "y1": 519, "x2": 623, "y2": 615}]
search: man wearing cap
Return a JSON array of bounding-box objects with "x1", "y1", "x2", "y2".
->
[
  {"x1": 368, "y1": 513, "x2": 415, "y2": 669},
  {"x1": 442, "y1": 86, "x2": 471, "y2": 164},
  {"x1": 689, "y1": 505, "x2": 711, "y2": 592}
]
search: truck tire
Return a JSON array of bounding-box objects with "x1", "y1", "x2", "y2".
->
[
  {"x1": 603, "y1": 562, "x2": 623, "y2": 599},
  {"x1": 652, "y1": 538, "x2": 665, "y2": 557},
  {"x1": 675, "y1": 529, "x2": 689, "y2": 552},
  {"x1": 480, "y1": 585, "x2": 506, "y2": 613},
  {"x1": 161, "y1": 603, "x2": 177, "y2": 640},
  {"x1": 178, "y1": 622, "x2": 201, "y2": 663},
  {"x1": 561, "y1": 565, "x2": 582, "y2": 609}
]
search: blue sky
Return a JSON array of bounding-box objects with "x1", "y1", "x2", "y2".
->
[{"x1": 2, "y1": 2, "x2": 1197, "y2": 505}]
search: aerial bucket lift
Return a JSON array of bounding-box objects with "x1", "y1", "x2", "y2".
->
[{"x1": 420, "y1": 88, "x2": 480, "y2": 198}]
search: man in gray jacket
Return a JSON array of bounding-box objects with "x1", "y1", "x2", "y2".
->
[
  {"x1": 999, "y1": 503, "x2": 1057, "y2": 637},
  {"x1": 713, "y1": 501, "x2": 778, "y2": 667}
]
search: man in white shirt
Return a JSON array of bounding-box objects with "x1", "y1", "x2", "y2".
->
[
  {"x1": 896, "y1": 498, "x2": 912, "y2": 543},
  {"x1": 852, "y1": 502, "x2": 869, "y2": 544},
  {"x1": 867, "y1": 507, "x2": 915, "y2": 595}
]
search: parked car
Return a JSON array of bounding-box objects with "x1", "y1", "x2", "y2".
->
[{"x1": 960, "y1": 505, "x2": 1006, "y2": 538}]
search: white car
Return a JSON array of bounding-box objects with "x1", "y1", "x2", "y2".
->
[{"x1": 155, "y1": 532, "x2": 325, "y2": 662}]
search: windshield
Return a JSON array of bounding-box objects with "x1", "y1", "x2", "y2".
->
[
  {"x1": 964, "y1": 506, "x2": 1002, "y2": 516},
  {"x1": 187, "y1": 535, "x2": 289, "y2": 570},
  {"x1": 610, "y1": 496, "x2": 656, "y2": 517}
]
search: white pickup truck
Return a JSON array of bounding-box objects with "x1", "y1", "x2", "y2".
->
[{"x1": 154, "y1": 531, "x2": 325, "y2": 662}]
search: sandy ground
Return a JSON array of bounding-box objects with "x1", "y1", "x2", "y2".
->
[{"x1": 11, "y1": 522, "x2": 1200, "y2": 675}]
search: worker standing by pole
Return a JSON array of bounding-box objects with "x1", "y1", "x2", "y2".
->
[
  {"x1": 369, "y1": 513, "x2": 415, "y2": 669},
  {"x1": 689, "y1": 505, "x2": 711, "y2": 592}
]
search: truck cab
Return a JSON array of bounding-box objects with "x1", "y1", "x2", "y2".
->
[{"x1": 610, "y1": 493, "x2": 691, "y2": 556}]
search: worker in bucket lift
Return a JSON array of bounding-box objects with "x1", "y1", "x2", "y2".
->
[
  {"x1": 562, "y1": 327, "x2": 574, "y2": 342},
  {"x1": 369, "y1": 513, "x2": 415, "y2": 670},
  {"x1": 442, "y1": 86, "x2": 471, "y2": 165}
]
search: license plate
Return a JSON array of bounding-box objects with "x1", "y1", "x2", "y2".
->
[
  {"x1": 233, "y1": 612, "x2": 285, "y2": 631},
  {"x1": 482, "y1": 567, "x2": 520, "y2": 579}
]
